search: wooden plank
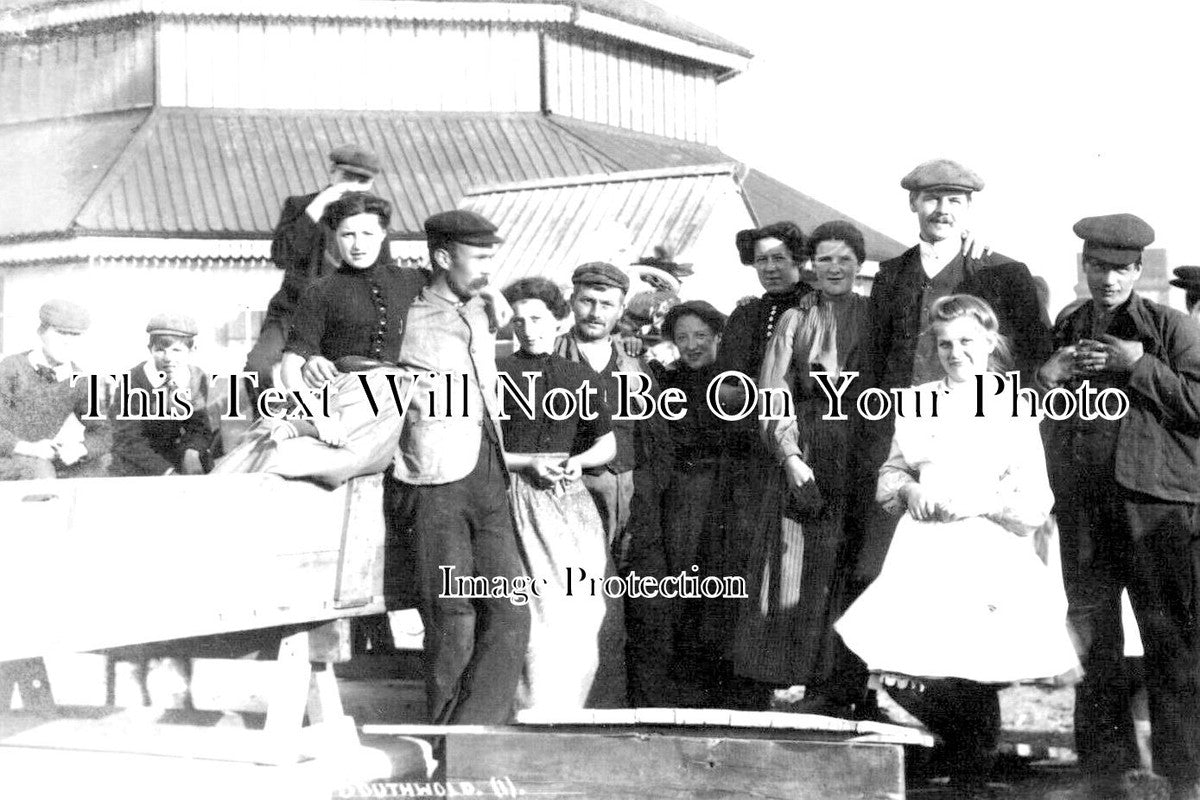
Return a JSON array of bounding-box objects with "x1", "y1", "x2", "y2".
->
[
  {"x1": 0, "y1": 473, "x2": 392, "y2": 661},
  {"x1": 333, "y1": 474, "x2": 385, "y2": 609},
  {"x1": 357, "y1": 728, "x2": 905, "y2": 800},
  {"x1": 449, "y1": 733, "x2": 903, "y2": 800}
]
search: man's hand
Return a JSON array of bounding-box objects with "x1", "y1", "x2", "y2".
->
[
  {"x1": 305, "y1": 182, "x2": 363, "y2": 222},
  {"x1": 301, "y1": 355, "x2": 339, "y2": 388},
  {"x1": 1037, "y1": 345, "x2": 1079, "y2": 387},
  {"x1": 618, "y1": 335, "x2": 646, "y2": 358},
  {"x1": 960, "y1": 230, "x2": 993, "y2": 261},
  {"x1": 180, "y1": 448, "x2": 205, "y2": 475},
  {"x1": 1092, "y1": 335, "x2": 1145, "y2": 374},
  {"x1": 14, "y1": 439, "x2": 57, "y2": 461}
]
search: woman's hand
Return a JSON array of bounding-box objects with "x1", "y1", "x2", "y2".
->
[
  {"x1": 901, "y1": 483, "x2": 944, "y2": 522},
  {"x1": 526, "y1": 456, "x2": 566, "y2": 488},
  {"x1": 561, "y1": 455, "x2": 584, "y2": 482},
  {"x1": 783, "y1": 455, "x2": 815, "y2": 496},
  {"x1": 313, "y1": 417, "x2": 349, "y2": 448},
  {"x1": 302, "y1": 355, "x2": 339, "y2": 388}
]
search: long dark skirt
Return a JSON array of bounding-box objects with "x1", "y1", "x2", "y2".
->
[{"x1": 732, "y1": 419, "x2": 852, "y2": 687}]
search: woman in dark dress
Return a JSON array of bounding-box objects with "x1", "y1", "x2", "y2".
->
[
  {"x1": 497, "y1": 277, "x2": 616, "y2": 710},
  {"x1": 707, "y1": 222, "x2": 813, "y2": 707},
  {"x1": 734, "y1": 221, "x2": 872, "y2": 710},
  {"x1": 212, "y1": 192, "x2": 426, "y2": 487},
  {"x1": 635, "y1": 300, "x2": 731, "y2": 707}
]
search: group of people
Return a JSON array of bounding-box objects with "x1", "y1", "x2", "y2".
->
[{"x1": 3, "y1": 143, "x2": 1200, "y2": 800}]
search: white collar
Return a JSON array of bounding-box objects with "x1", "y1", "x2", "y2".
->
[
  {"x1": 918, "y1": 238, "x2": 961, "y2": 278},
  {"x1": 27, "y1": 349, "x2": 74, "y2": 382}
]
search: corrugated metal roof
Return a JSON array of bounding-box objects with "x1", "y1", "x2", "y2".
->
[
  {"x1": 2, "y1": 108, "x2": 905, "y2": 264},
  {"x1": 548, "y1": 116, "x2": 907, "y2": 262},
  {"x1": 741, "y1": 169, "x2": 906, "y2": 263},
  {"x1": 0, "y1": 107, "x2": 149, "y2": 239},
  {"x1": 68, "y1": 108, "x2": 614, "y2": 238},
  {"x1": 460, "y1": 164, "x2": 733, "y2": 287}
]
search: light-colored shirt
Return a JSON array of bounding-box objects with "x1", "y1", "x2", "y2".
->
[
  {"x1": 918, "y1": 238, "x2": 961, "y2": 280},
  {"x1": 390, "y1": 289, "x2": 503, "y2": 485}
]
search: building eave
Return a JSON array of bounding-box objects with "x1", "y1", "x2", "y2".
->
[{"x1": 0, "y1": 0, "x2": 750, "y2": 71}]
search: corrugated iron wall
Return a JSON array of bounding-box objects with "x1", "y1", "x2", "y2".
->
[{"x1": 0, "y1": 19, "x2": 154, "y2": 125}]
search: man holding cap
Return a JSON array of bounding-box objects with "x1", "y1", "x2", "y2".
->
[
  {"x1": 245, "y1": 143, "x2": 382, "y2": 389},
  {"x1": 0, "y1": 299, "x2": 110, "y2": 480},
  {"x1": 383, "y1": 209, "x2": 528, "y2": 725},
  {"x1": 1170, "y1": 266, "x2": 1200, "y2": 320},
  {"x1": 1040, "y1": 214, "x2": 1200, "y2": 800},
  {"x1": 108, "y1": 313, "x2": 217, "y2": 477}
]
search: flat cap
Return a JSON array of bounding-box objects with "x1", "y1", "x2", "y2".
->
[
  {"x1": 1170, "y1": 266, "x2": 1200, "y2": 292},
  {"x1": 572, "y1": 261, "x2": 630, "y2": 293},
  {"x1": 146, "y1": 313, "x2": 199, "y2": 337},
  {"x1": 900, "y1": 159, "x2": 984, "y2": 193},
  {"x1": 39, "y1": 299, "x2": 90, "y2": 333},
  {"x1": 329, "y1": 143, "x2": 380, "y2": 178},
  {"x1": 1074, "y1": 213, "x2": 1155, "y2": 266},
  {"x1": 424, "y1": 209, "x2": 503, "y2": 247},
  {"x1": 662, "y1": 300, "x2": 727, "y2": 340}
]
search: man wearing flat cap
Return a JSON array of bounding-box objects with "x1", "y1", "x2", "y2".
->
[
  {"x1": 245, "y1": 143, "x2": 382, "y2": 390},
  {"x1": 840, "y1": 159, "x2": 1052, "y2": 776},
  {"x1": 1039, "y1": 214, "x2": 1200, "y2": 800},
  {"x1": 383, "y1": 208, "x2": 528, "y2": 725},
  {"x1": 108, "y1": 313, "x2": 217, "y2": 477},
  {"x1": 1170, "y1": 266, "x2": 1200, "y2": 320},
  {"x1": 554, "y1": 261, "x2": 665, "y2": 706},
  {"x1": 0, "y1": 299, "x2": 109, "y2": 480}
]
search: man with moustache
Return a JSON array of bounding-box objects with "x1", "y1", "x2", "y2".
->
[
  {"x1": 382, "y1": 209, "x2": 529, "y2": 725},
  {"x1": 835, "y1": 160, "x2": 1050, "y2": 782},
  {"x1": 1040, "y1": 215, "x2": 1200, "y2": 800},
  {"x1": 554, "y1": 261, "x2": 664, "y2": 707},
  {"x1": 554, "y1": 262, "x2": 661, "y2": 556}
]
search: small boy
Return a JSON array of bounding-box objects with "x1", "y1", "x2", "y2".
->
[
  {"x1": 108, "y1": 314, "x2": 217, "y2": 477},
  {"x1": 0, "y1": 299, "x2": 110, "y2": 480}
]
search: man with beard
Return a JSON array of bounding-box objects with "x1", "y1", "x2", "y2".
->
[{"x1": 383, "y1": 209, "x2": 529, "y2": 725}]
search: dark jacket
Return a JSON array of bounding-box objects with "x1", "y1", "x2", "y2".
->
[
  {"x1": 108, "y1": 363, "x2": 217, "y2": 477},
  {"x1": 264, "y1": 192, "x2": 337, "y2": 323},
  {"x1": 1045, "y1": 293, "x2": 1200, "y2": 504},
  {"x1": 865, "y1": 246, "x2": 1051, "y2": 394}
]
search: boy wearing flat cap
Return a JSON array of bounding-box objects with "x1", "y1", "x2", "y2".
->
[
  {"x1": 0, "y1": 299, "x2": 110, "y2": 480},
  {"x1": 1039, "y1": 214, "x2": 1200, "y2": 800},
  {"x1": 108, "y1": 314, "x2": 217, "y2": 477},
  {"x1": 383, "y1": 208, "x2": 528, "y2": 726},
  {"x1": 245, "y1": 143, "x2": 382, "y2": 389}
]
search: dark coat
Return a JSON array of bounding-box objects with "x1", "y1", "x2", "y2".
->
[
  {"x1": 264, "y1": 192, "x2": 336, "y2": 323},
  {"x1": 1045, "y1": 293, "x2": 1200, "y2": 504},
  {"x1": 864, "y1": 246, "x2": 1051, "y2": 395}
]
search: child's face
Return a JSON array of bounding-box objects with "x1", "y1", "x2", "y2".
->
[
  {"x1": 934, "y1": 315, "x2": 995, "y2": 383},
  {"x1": 150, "y1": 340, "x2": 192, "y2": 374}
]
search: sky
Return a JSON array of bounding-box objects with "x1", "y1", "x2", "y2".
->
[{"x1": 652, "y1": 0, "x2": 1200, "y2": 313}]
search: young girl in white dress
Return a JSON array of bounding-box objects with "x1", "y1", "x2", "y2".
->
[{"x1": 835, "y1": 294, "x2": 1079, "y2": 786}]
